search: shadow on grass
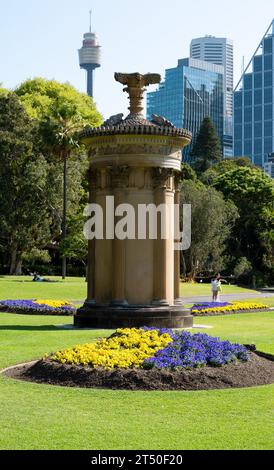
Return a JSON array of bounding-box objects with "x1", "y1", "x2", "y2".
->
[
  {"x1": 8, "y1": 280, "x2": 61, "y2": 283},
  {"x1": 0, "y1": 325, "x2": 62, "y2": 332}
]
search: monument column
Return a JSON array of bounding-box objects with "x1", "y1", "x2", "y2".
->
[
  {"x1": 153, "y1": 168, "x2": 175, "y2": 306},
  {"x1": 111, "y1": 167, "x2": 129, "y2": 306},
  {"x1": 174, "y1": 174, "x2": 182, "y2": 304},
  {"x1": 87, "y1": 168, "x2": 97, "y2": 303}
]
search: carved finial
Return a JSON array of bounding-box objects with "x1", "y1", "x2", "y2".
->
[{"x1": 114, "y1": 72, "x2": 161, "y2": 116}]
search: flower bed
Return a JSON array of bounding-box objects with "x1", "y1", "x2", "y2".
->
[
  {"x1": 52, "y1": 328, "x2": 173, "y2": 369},
  {"x1": 0, "y1": 299, "x2": 76, "y2": 316},
  {"x1": 51, "y1": 328, "x2": 248, "y2": 370},
  {"x1": 9, "y1": 328, "x2": 274, "y2": 391},
  {"x1": 191, "y1": 301, "x2": 268, "y2": 316}
]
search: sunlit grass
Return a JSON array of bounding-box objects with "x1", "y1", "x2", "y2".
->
[{"x1": 0, "y1": 311, "x2": 273, "y2": 450}]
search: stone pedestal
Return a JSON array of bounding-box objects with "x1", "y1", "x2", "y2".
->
[
  {"x1": 75, "y1": 305, "x2": 193, "y2": 329},
  {"x1": 75, "y1": 72, "x2": 193, "y2": 329}
]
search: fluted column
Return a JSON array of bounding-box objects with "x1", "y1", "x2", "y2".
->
[
  {"x1": 87, "y1": 168, "x2": 97, "y2": 303},
  {"x1": 111, "y1": 167, "x2": 129, "y2": 306},
  {"x1": 174, "y1": 174, "x2": 182, "y2": 303},
  {"x1": 152, "y1": 169, "x2": 174, "y2": 306}
]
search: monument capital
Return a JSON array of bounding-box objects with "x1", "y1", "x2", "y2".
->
[{"x1": 114, "y1": 72, "x2": 161, "y2": 116}]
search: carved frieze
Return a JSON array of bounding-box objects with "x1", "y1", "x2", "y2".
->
[
  {"x1": 110, "y1": 166, "x2": 130, "y2": 189},
  {"x1": 152, "y1": 168, "x2": 175, "y2": 190}
]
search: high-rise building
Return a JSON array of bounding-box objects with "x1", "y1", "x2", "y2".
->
[
  {"x1": 264, "y1": 154, "x2": 274, "y2": 178},
  {"x1": 147, "y1": 58, "x2": 224, "y2": 161},
  {"x1": 190, "y1": 36, "x2": 234, "y2": 156},
  {"x1": 234, "y1": 19, "x2": 274, "y2": 168},
  {"x1": 78, "y1": 12, "x2": 101, "y2": 97}
]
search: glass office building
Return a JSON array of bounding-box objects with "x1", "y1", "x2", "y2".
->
[
  {"x1": 147, "y1": 58, "x2": 224, "y2": 161},
  {"x1": 234, "y1": 20, "x2": 274, "y2": 167},
  {"x1": 190, "y1": 36, "x2": 234, "y2": 157}
]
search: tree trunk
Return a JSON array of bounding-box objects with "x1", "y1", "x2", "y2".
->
[
  {"x1": 10, "y1": 249, "x2": 23, "y2": 275},
  {"x1": 62, "y1": 152, "x2": 68, "y2": 280},
  {"x1": 14, "y1": 259, "x2": 22, "y2": 275},
  {"x1": 188, "y1": 255, "x2": 196, "y2": 282},
  {"x1": 181, "y1": 252, "x2": 187, "y2": 277}
]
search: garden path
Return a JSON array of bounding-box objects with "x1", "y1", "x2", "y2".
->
[{"x1": 181, "y1": 292, "x2": 274, "y2": 304}]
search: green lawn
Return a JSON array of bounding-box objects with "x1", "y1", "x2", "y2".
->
[
  {"x1": 0, "y1": 275, "x2": 259, "y2": 302},
  {"x1": 180, "y1": 282, "x2": 257, "y2": 297},
  {"x1": 0, "y1": 276, "x2": 87, "y2": 302},
  {"x1": 0, "y1": 310, "x2": 273, "y2": 450},
  {"x1": 0, "y1": 276, "x2": 273, "y2": 450}
]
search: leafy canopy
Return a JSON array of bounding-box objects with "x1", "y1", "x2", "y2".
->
[
  {"x1": 213, "y1": 167, "x2": 274, "y2": 275},
  {"x1": 0, "y1": 93, "x2": 53, "y2": 273},
  {"x1": 200, "y1": 157, "x2": 255, "y2": 185},
  {"x1": 180, "y1": 179, "x2": 238, "y2": 279},
  {"x1": 15, "y1": 78, "x2": 102, "y2": 126}
]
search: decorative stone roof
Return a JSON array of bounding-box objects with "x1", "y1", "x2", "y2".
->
[{"x1": 80, "y1": 121, "x2": 192, "y2": 139}]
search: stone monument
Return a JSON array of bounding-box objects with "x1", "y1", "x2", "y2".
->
[{"x1": 74, "y1": 72, "x2": 193, "y2": 329}]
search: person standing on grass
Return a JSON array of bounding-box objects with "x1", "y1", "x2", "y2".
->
[
  {"x1": 211, "y1": 275, "x2": 221, "y2": 302},
  {"x1": 216, "y1": 274, "x2": 223, "y2": 302}
]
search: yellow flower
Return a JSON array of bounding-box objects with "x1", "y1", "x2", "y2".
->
[
  {"x1": 193, "y1": 302, "x2": 268, "y2": 315},
  {"x1": 51, "y1": 328, "x2": 173, "y2": 370},
  {"x1": 34, "y1": 299, "x2": 74, "y2": 308}
]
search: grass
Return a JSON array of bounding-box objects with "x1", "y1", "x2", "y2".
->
[
  {"x1": 180, "y1": 282, "x2": 258, "y2": 297},
  {"x1": 0, "y1": 276, "x2": 273, "y2": 450},
  {"x1": 0, "y1": 276, "x2": 86, "y2": 302},
  {"x1": 194, "y1": 312, "x2": 274, "y2": 354},
  {"x1": 0, "y1": 275, "x2": 260, "y2": 302},
  {"x1": 0, "y1": 311, "x2": 274, "y2": 450}
]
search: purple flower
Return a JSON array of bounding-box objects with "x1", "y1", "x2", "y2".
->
[
  {"x1": 0, "y1": 300, "x2": 75, "y2": 315},
  {"x1": 191, "y1": 302, "x2": 232, "y2": 311},
  {"x1": 142, "y1": 331, "x2": 249, "y2": 370}
]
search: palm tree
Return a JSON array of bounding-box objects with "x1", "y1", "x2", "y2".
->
[{"x1": 41, "y1": 100, "x2": 84, "y2": 279}]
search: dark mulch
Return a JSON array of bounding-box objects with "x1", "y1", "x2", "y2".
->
[
  {"x1": 4, "y1": 351, "x2": 274, "y2": 391},
  {"x1": 0, "y1": 307, "x2": 74, "y2": 316}
]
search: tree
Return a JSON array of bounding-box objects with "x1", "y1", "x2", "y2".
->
[
  {"x1": 16, "y1": 78, "x2": 102, "y2": 277},
  {"x1": 213, "y1": 167, "x2": 274, "y2": 279},
  {"x1": 191, "y1": 117, "x2": 222, "y2": 173},
  {"x1": 234, "y1": 156, "x2": 255, "y2": 167},
  {"x1": 0, "y1": 86, "x2": 8, "y2": 96},
  {"x1": 180, "y1": 180, "x2": 238, "y2": 280},
  {"x1": 0, "y1": 93, "x2": 54, "y2": 274},
  {"x1": 234, "y1": 257, "x2": 253, "y2": 280},
  {"x1": 59, "y1": 212, "x2": 88, "y2": 267},
  {"x1": 181, "y1": 162, "x2": 197, "y2": 181},
  {"x1": 200, "y1": 157, "x2": 256, "y2": 185}
]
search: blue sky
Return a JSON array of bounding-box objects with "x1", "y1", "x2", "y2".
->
[{"x1": 0, "y1": 0, "x2": 274, "y2": 119}]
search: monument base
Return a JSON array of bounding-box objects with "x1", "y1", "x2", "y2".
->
[{"x1": 74, "y1": 303, "x2": 193, "y2": 329}]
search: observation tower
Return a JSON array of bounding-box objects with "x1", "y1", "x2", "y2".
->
[{"x1": 78, "y1": 11, "x2": 101, "y2": 97}]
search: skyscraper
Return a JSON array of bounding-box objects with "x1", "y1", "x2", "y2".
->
[
  {"x1": 264, "y1": 154, "x2": 274, "y2": 178},
  {"x1": 147, "y1": 58, "x2": 224, "y2": 161},
  {"x1": 190, "y1": 36, "x2": 234, "y2": 156},
  {"x1": 78, "y1": 12, "x2": 101, "y2": 98},
  {"x1": 234, "y1": 19, "x2": 274, "y2": 167}
]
